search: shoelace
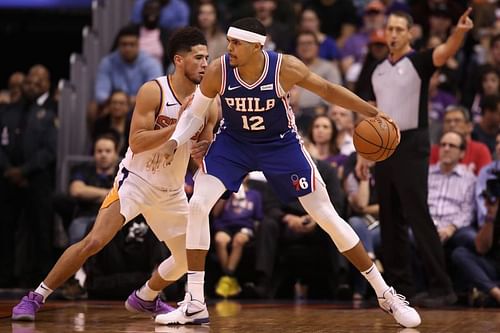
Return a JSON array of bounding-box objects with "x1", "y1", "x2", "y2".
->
[{"x1": 389, "y1": 292, "x2": 410, "y2": 307}]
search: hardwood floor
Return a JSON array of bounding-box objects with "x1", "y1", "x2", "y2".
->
[{"x1": 1, "y1": 299, "x2": 499, "y2": 332}]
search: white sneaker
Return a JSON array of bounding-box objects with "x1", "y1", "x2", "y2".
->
[
  {"x1": 378, "y1": 287, "x2": 421, "y2": 328},
  {"x1": 155, "y1": 293, "x2": 209, "y2": 325}
]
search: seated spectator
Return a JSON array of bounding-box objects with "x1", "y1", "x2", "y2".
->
[
  {"x1": 452, "y1": 196, "x2": 500, "y2": 307},
  {"x1": 476, "y1": 133, "x2": 500, "y2": 228},
  {"x1": 329, "y1": 105, "x2": 356, "y2": 157},
  {"x1": 89, "y1": 24, "x2": 163, "y2": 123},
  {"x1": 67, "y1": 134, "x2": 119, "y2": 245},
  {"x1": 430, "y1": 105, "x2": 492, "y2": 175},
  {"x1": 84, "y1": 215, "x2": 169, "y2": 299},
  {"x1": 428, "y1": 69, "x2": 458, "y2": 144},
  {"x1": 92, "y1": 90, "x2": 132, "y2": 156},
  {"x1": 342, "y1": 1, "x2": 386, "y2": 73},
  {"x1": 428, "y1": 131, "x2": 477, "y2": 251},
  {"x1": 307, "y1": 115, "x2": 348, "y2": 177},
  {"x1": 131, "y1": 0, "x2": 190, "y2": 31},
  {"x1": 470, "y1": 66, "x2": 500, "y2": 124},
  {"x1": 193, "y1": 1, "x2": 227, "y2": 61},
  {"x1": 212, "y1": 178, "x2": 263, "y2": 298},
  {"x1": 344, "y1": 152, "x2": 381, "y2": 300},
  {"x1": 298, "y1": 7, "x2": 342, "y2": 62},
  {"x1": 293, "y1": 31, "x2": 341, "y2": 133},
  {"x1": 472, "y1": 94, "x2": 500, "y2": 154},
  {"x1": 252, "y1": 157, "x2": 346, "y2": 299}
]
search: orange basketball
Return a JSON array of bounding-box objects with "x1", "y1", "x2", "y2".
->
[{"x1": 353, "y1": 116, "x2": 400, "y2": 162}]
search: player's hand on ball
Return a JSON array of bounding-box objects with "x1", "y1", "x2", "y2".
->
[{"x1": 377, "y1": 111, "x2": 401, "y2": 144}]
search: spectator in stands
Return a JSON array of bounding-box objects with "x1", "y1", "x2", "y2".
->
[
  {"x1": 430, "y1": 105, "x2": 492, "y2": 175},
  {"x1": 307, "y1": 0, "x2": 358, "y2": 48},
  {"x1": 350, "y1": 29, "x2": 389, "y2": 98},
  {"x1": 428, "y1": 131, "x2": 477, "y2": 250},
  {"x1": 93, "y1": 90, "x2": 132, "y2": 156},
  {"x1": 0, "y1": 73, "x2": 58, "y2": 287},
  {"x1": 463, "y1": 34, "x2": 500, "y2": 110},
  {"x1": 6, "y1": 71, "x2": 25, "y2": 105},
  {"x1": 134, "y1": 0, "x2": 170, "y2": 69},
  {"x1": 344, "y1": 152, "x2": 380, "y2": 300},
  {"x1": 68, "y1": 135, "x2": 118, "y2": 245},
  {"x1": 428, "y1": 69, "x2": 458, "y2": 144},
  {"x1": 307, "y1": 115, "x2": 346, "y2": 172},
  {"x1": 131, "y1": 0, "x2": 190, "y2": 31},
  {"x1": 292, "y1": 31, "x2": 341, "y2": 133},
  {"x1": 252, "y1": 154, "x2": 346, "y2": 299},
  {"x1": 469, "y1": 67, "x2": 500, "y2": 124},
  {"x1": 329, "y1": 105, "x2": 356, "y2": 157},
  {"x1": 193, "y1": 1, "x2": 227, "y2": 60},
  {"x1": 28, "y1": 65, "x2": 58, "y2": 114},
  {"x1": 212, "y1": 178, "x2": 263, "y2": 298},
  {"x1": 253, "y1": 0, "x2": 291, "y2": 52},
  {"x1": 342, "y1": 1, "x2": 386, "y2": 73},
  {"x1": 90, "y1": 24, "x2": 162, "y2": 123},
  {"x1": 298, "y1": 7, "x2": 342, "y2": 62},
  {"x1": 84, "y1": 215, "x2": 169, "y2": 299},
  {"x1": 472, "y1": 94, "x2": 500, "y2": 154},
  {"x1": 452, "y1": 192, "x2": 500, "y2": 307},
  {"x1": 476, "y1": 133, "x2": 500, "y2": 229}
]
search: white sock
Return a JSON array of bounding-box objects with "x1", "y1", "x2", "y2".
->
[
  {"x1": 362, "y1": 264, "x2": 390, "y2": 298},
  {"x1": 35, "y1": 282, "x2": 53, "y2": 302},
  {"x1": 136, "y1": 281, "x2": 160, "y2": 301},
  {"x1": 187, "y1": 271, "x2": 205, "y2": 303}
]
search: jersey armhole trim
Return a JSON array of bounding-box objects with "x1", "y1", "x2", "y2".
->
[{"x1": 152, "y1": 79, "x2": 163, "y2": 119}]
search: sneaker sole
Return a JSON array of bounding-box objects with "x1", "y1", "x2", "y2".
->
[
  {"x1": 156, "y1": 317, "x2": 210, "y2": 325},
  {"x1": 11, "y1": 314, "x2": 35, "y2": 321}
]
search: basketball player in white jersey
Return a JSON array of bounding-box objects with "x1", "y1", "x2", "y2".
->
[{"x1": 12, "y1": 27, "x2": 218, "y2": 322}]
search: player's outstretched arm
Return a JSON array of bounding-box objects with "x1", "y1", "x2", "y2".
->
[
  {"x1": 282, "y1": 55, "x2": 379, "y2": 118},
  {"x1": 163, "y1": 60, "x2": 222, "y2": 156},
  {"x1": 191, "y1": 98, "x2": 220, "y2": 164},
  {"x1": 129, "y1": 80, "x2": 176, "y2": 154},
  {"x1": 433, "y1": 7, "x2": 473, "y2": 67}
]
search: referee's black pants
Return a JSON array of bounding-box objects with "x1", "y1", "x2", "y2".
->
[{"x1": 374, "y1": 129, "x2": 453, "y2": 297}]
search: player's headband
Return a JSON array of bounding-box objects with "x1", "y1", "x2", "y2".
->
[{"x1": 227, "y1": 27, "x2": 266, "y2": 46}]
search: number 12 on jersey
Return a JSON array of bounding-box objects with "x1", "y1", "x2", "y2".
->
[{"x1": 242, "y1": 115, "x2": 265, "y2": 131}]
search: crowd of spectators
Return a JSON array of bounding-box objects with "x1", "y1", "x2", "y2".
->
[{"x1": 1, "y1": 0, "x2": 500, "y2": 307}]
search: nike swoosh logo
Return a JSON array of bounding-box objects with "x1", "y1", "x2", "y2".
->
[
  {"x1": 228, "y1": 85, "x2": 241, "y2": 91},
  {"x1": 280, "y1": 133, "x2": 285, "y2": 139},
  {"x1": 166, "y1": 102, "x2": 177, "y2": 107},
  {"x1": 185, "y1": 308, "x2": 204, "y2": 317},
  {"x1": 364, "y1": 266, "x2": 374, "y2": 275}
]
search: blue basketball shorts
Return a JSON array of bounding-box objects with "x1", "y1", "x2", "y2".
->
[{"x1": 202, "y1": 131, "x2": 319, "y2": 202}]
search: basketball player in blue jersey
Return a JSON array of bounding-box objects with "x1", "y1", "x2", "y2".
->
[
  {"x1": 155, "y1": 18, "x2": 420, "y2": 328},
  {"x1": 11, "y1": 27, "x2": 218, "y2": 323}
]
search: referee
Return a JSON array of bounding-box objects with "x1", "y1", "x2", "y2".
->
[{"x1": 357, "y1": 8, "x2": 473, "y2": 307}]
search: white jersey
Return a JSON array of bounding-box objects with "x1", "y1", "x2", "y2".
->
[{"x1": 121, "y1": 75, "x2": 199, "y2": 191}]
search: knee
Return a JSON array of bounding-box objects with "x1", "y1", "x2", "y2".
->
[
  {"x1": 215, "y1": 232, "x2": 230, "y2": 246},
  {"x1": 189, "y1": 197, "x2": 212, "y2": 218},
  {"x1": 232, "y1": 233, "x2": 249, "y2": 248},
  {"x1": 451, "y1": 246, "x2": 469, "y2": 265}
]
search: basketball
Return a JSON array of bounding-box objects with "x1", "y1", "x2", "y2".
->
[{"x1": 353, "y1": 116, "x2": 400, "y2": 162}]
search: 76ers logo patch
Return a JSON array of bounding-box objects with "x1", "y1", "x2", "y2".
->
[{"x1": 291, "y1": 174, "x2": 309, "y2": 191}]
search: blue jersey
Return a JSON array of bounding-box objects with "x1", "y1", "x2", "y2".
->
[
  {"x1": 219, "y1": 50, "x2": 296, "y2": 142},
  {"x1": 202, "y1": 50, "x2": 321, "y2": 202}
]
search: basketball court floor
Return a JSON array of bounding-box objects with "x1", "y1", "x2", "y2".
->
[{"x1": 1, "y1": 299, "x2": 499, "y2": 333}]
